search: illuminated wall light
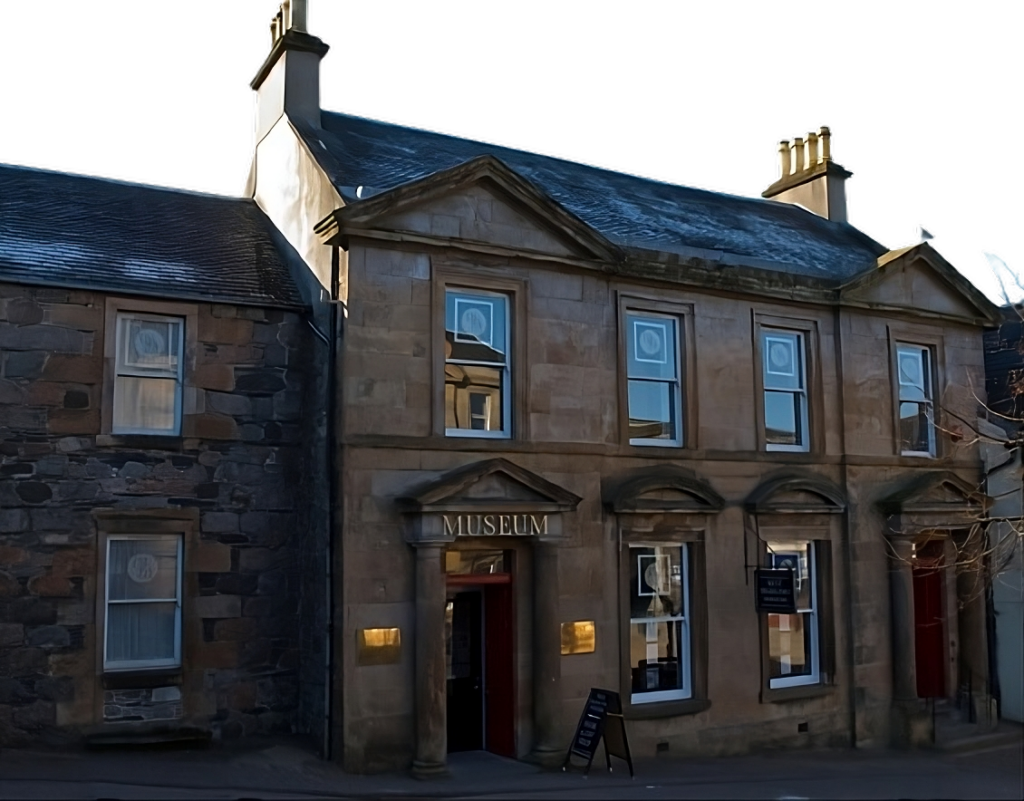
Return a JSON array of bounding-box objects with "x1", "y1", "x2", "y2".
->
[
  {"x1": 357, "y1": 627, "x2": 402, "y2": 666},
  {"x1": 560, "y1": 620, "x2": 596, "y2": 655}
]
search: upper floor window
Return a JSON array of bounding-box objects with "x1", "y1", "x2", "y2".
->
[
  {"x1": 626, "y1": 313, "x2": 682, "y2": 446},
  {"x1": 113, "y1": 313, "x2": 184, "y2": 436},
  {"x1": 896, "y1": 344, "x2": 935, "y2": 456},
  {"x1": 444, "y1": 289, "x2": 510, "y2": 438},
  {"x1": 761, "y1": 329, "x2": 808, "y2": 452}
]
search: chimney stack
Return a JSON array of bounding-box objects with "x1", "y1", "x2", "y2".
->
[
  {"x1": 763, "y1": 126, "x2": 852, "y2": 223},
  {"x1": 251, "y1": 0, "x2": 329, "y2": 143}
]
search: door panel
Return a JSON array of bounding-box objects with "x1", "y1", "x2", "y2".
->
[
  {"x1": 484, "y1": 583, "x2": 515, "y2": 757},
  {"x1": 914, "y1": 561, "x2": 946, "y2": 698}
]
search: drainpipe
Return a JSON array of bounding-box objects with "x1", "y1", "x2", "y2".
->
[{"x1": 323, "y1": 245, "x2": 341, "y2": 759}]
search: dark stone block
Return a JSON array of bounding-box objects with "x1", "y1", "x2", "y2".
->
[
  {"x1": 26, "y1": 625, "x2": 70, "y2": 650},
  {"x1": 6, "y1": 298, "x2": 44, "y2": 326},
  {"x1": 202, "y1": 619, "x2": 219, "y2": 643},
  {"x1": 2, "y1": 464, "x2": 34, "y2": 477},
  {"x1": 62, "y1": 389, "x2": 89, "y2": 409},
  {"x1": 15, "y1": 482, "x2": 51, "y2": 503},
  {"x1": 256, "y1": 571, "x2": 286, "y2": 597},
  {"x1": 171, "y1": 456, "x2": 196, "y2": 470},
  {"x1": 34, "y1": 676, "x2": 74, "y2": 703},
  {"x1": 0, "y1": 647, "x2": 48, "y2": 676},
  {"x1": 3, "y1": 597, "x2": 58, "y2": 625},
  {"x1": 195, "y1": 482, "x2": 220, "y2": 499},
  {"x1": 99, "y1": 452, "x2": 159, "y2": 470},
  {"x1": 12, "y1": 700, "x2": 54, "y2": 731},
  {"x1": 215, "y1": 573, "x2": 258, "y2": 596},
  {"x1": 234, "y1": 369, "x2": 286, "y2": 396},
  {"x1": 0, "y1": 678, "x2": 35, "y2": 705},
  {"x1": 5, "y1": 351, "x2": 48, "y2": 380}
]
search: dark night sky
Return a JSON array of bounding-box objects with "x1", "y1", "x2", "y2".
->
[{"x1": 8, "y1": 3, "x2": 1015, "y2": 301}]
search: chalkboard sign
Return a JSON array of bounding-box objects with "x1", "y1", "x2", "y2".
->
[
  {"x1": 756, "y1": 568, "x2": 797, "y2": 613},
  {"x1": 563, "y1": 688, "x2": 633, "y2": 778}
]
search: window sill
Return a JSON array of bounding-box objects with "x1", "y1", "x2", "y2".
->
[
  {"x1": 102, "y1": 667, "x2": 182, "y2": 689},
  {"x1": 761, "y1": 683, "x2": 835, "y2": 704},
  {"x1": 624, "y1": 698, "x2": 710, "y2": 720},
  {"x1": 97, "y1": 434, "x2": 184, "y2": 450}
]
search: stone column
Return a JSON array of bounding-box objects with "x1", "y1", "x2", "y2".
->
[
  {"x1": 888, "y1": 535, "x2": 931, "y2": 746},
  {"x1": 531, "y1": 539, "x2": 562, "y2": 765},
  {"x1": 412, "y1": 543, "x2": 447, "y2": 777},
  {"x1": 889, "y1": 537, "x2": 918, "y2": 703}
]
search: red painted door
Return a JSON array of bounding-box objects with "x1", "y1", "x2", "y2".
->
[
  {"x1": 913, "y1": 551, "x2": 946, "y2": 698},
  {"x1": 484, "y1": 583, "x2": 515, "y2": 757}
]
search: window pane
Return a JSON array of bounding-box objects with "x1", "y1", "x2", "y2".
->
[
  {"x1": 446, "y1": 291, "x2": 507, "y2": 363},
  {"x1": 629, "y1": 546, "x2": 684, "y2": 618},
  {"x1": 626, "y1": 315, "x2": 677, "y2": 381},
  {"x1": 628, "y1": 380, "x2": 676, "y2": 441},
  {"x1": 108, "y1": 538, "x2": 179, "y2": 601},
  {"x1": 446, "y1": 365, "x2": 503, "y2": 431},
  {"x1": 629, "y1": 620, "x2": 684, "y2": 694},
  {"x1": 768, "y1": 542, "x2": 812, "y2": 611},
  {"x1": 764, "y1": 390, "x2": 801, "y2": 445},
  {"x1": 900, "y1": 401, "x2": 932, "y2": 452},
  {"x1": 106, "y1": 602, "x2": 177, "y2": 664},
  {"x1": 120, "y1": 317, "x2": 181, "y2": 373},
  {"x1": 897, "y1": 348, "x2": 927, "y2": 396},
  {"x1": 113, "y1": 376, "x2": 178, "y2": 433},
  {"x1": 768, "y1": 612, "x2": 813, "y2": 679},
  {"x1": 763, "y1": 332, "x2": 802, "y2": 390}
]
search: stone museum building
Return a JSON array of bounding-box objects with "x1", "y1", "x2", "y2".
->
[{"x1": 0, "y1": 0, "x2": 1012, "y2": 775}]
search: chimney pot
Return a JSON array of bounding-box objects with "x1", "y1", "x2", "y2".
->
[
  {"x1": 818, "y1": 126, "x2": 831, "y2": 161},
  {"x1": 778, "y1": 141, "x2": 792, "y2": 177},
  {"x1": 792, "y1": 137, "x2": 805, "y2": 173},
  {"x1": 806, "y1": 131, "x2": 819, "y2": 166}
]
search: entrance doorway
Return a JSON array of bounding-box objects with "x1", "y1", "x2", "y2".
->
[
  {"x1": 445, "y1": 563, "x2": 515, "y2": 757},
  {"x1": 913, "y1": 540, "x2": 947, "y2": 698}
]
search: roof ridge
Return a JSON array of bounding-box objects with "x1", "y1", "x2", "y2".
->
[
  {"x1": 319, "y1": 109, "x2": 832, "y2": 215},
  {"x1": 0, "y1": 162, "x2": 251, "y2": 203}
]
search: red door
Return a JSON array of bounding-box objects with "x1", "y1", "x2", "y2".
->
[
  {"x1": 484, "y1": 583, "x2": 515, "y2": 757},
  {"x1": 913, "y1": 542, "x2": 946, "y2": 698}
]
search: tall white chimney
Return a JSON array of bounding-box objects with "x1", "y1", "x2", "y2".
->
[{"x1": 763, "y1": 127, "x2": 852, "y2": 223}]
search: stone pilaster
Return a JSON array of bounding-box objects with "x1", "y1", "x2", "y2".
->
[{"x1": 888, "y1": 535, "x2": 932, "y2": 746}]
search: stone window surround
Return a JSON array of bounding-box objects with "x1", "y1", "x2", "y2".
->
[
  {"x1": 752, "y1": 313, "x2": 823, "y2": 455},
  {"x1": 887, "y1": 324, "x2": 946, "y2": 459},
  {"x1": 616, "y1": 292, "x2": 697, "y2": 452},
  {"x1": 101, "y1": 297, "x2": 199, "y2": 444},
  {"x1": 617, "y1": 519, "x2": 711, "y2": 720},
  {"x1": 92, "y1": 508, "x2": 199, "y2": 691},
  {"x1": 431, "y1": 266, "x2": 528, "y2": 440},
  {"x1": 755, "y1": 518, "x2": 838, "y2": 704}
]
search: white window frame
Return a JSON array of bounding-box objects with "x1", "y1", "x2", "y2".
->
[
  {"x1": 113, "y1": 312, "x2": 185, "y2": 436},
  {"x1": 626, "y1": 312, "x2": 683, "y2": 448},
  {"x1": 761, "y1": 329, "x2": 809, "y2": 453},
  {"x1": 896, "y1": 344, "x2": 935, "y2": 457},
  {"x1": 103, "y1": 533, "x2": 183, "y2": 671},
  {"x1": 767, "y1": 542, "x2": 819, "y2": 689},
  {"x1": 444, "y1": 289, "x2": 511, "y2": 439},
  {"x1": 629, "y1": 543, "x2": 692, "y2": 704}
]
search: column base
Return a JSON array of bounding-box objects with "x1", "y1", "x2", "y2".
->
[
  {"x1": 527, "y1": 745, "x2": 565, "y2": 769},
  {"x1": 411, "y1": 759, "x2": 449, "y2": 779},
  {"x1": 891, "y1": 698, "x2": 933, "y2": 748}
]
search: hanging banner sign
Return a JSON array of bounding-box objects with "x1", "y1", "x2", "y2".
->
[{"x1": 755, "y1": 568, "x2": 797, "y2": 614}]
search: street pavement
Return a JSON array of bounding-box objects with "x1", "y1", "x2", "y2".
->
[{"x1": 0, "y1": 735, "x2": 1020, "y2": 800}]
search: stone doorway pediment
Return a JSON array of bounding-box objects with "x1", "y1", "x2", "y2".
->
[{"x1": 745, "y1": 472, "x2": 846, "y2": 515}]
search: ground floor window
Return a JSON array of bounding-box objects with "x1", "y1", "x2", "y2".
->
[
  {"x1": 104, "y1": 534, "x2": 182, "y2": 671},
  {"x1": 765, "y1": 539, "x2": 819, "y2": 688},
  {"x1": 628, "y1": 543, "x2": 691, "y2": 703}
]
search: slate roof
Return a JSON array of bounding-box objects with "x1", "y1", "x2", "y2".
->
[
  {"x1": 0, "y1": 164, "x2": 304, "y2": 307},
  {"x1": 301, "y1": 112, "x2": 887, "y2": 280}
]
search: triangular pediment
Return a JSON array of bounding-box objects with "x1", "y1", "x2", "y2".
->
[
  {"x1": 398, "y1": 458, "x2": 582, "y2": 513},
  {"x1": 315, "y1": 155, "x2": 622, "y2": 263},
  {"x1": 605, "y1": 466, "x2": 724, "y2": 514},
  {"x1": 841, "y1": 244, "x2": 1000, "y2": 325},
  {"x1": 746, "y1": 473, "x2": 846, "y2": 514},
  {"x1": 877, "y1": 471, "x2": 987, "y2": 515}
]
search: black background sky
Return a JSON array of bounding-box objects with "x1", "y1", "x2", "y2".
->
[{"x1": 8, "y1": 3, "x2": 1015, "y2": 303}]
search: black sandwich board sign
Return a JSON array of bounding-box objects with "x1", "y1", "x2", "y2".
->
[
  {"x1": 562, "y1": 688, "x2": 634, "y2": 778},
  {"x1": 755, "y1": 568, "x2": 797, "y2": 614}
]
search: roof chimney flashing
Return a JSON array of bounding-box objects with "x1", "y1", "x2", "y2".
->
[{"x1": 763, "y1": 126, "x2": 851, "y2": 224}]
